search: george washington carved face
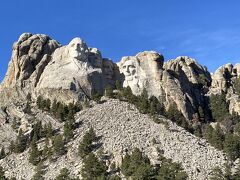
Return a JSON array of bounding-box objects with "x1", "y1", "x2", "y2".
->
[{"x1": 68, "y1": 38, "x2": 88, "y2": 61}]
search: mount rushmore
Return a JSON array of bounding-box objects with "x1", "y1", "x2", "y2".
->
[
  {"x1": 1, "y1": 33, "x2": 240, "y2": 122},
  {"x1": 0, "y1": 33, "x2": 240, "y2": 179}
]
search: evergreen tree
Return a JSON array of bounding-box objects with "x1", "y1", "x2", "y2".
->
[
  {"x1": 46, "y1": 122, "x2": 53, "y2": 138},
  {"x1": 0, "y1": 147, "x2": 6, "y2": 159},
  {"x1": 91, "y1": 89, "x2": 102, "y2": 103},
  {"x1": 55, "y1": 168, "x2": 74, "y2": 180},
  {"x1": 0, "y1": 166, "x2": 7, "y2": 180},
  {"x1": 210, "y1": 124, "x2": 224, "y2": 150},
  {"x1": 115, "y1": 80, "x2": 122, "y2": 91},
  {"x1": 32, "y1": 121, "x2": 44, "y2": 141},
  {"x1": 53, "y1": 135, "x2": 65, "y2": 156},
  {"x1": 31, "y1": 163, "x2": 45, "y2": 180},
  {"x1": 51, "y1": 99, "x2": 58, "y2": 115},
  {"x1": 37, "y1": 95, "x2": 43, "y2": 109},
  {"x1": 9, "y1": 140, "x2": 15, "y2": 153},
  {"x1": 210, "y1": 93, "x2": 230, "y2": 122},
  {"x1": 78, "y1": 127, "x2": 97, "y2": 158},
  {"x1": 64, "y1": 121, "x2": 74, "y2": 141},
  {"x1": 137, "y1": 88, "x2": 149, "y2": 114},
  {"x1": 15, "y1": 129, "x2": 27, "y2": 153},
  {"x1": 24, "y1": 101, "x2": 31, "y2": 114},
  {"x1": 105, "y1": 85, "x2": 114, "y2": 98},
  {"x1": 81, "y1": 153, "x2": 107, "y2": 180},
  {"x1": 121, "y1": 148, "x2": 153, "y2": 179},
  {"x1": 45, "y1": 98, "x2": 51, "y2": 111},
  {"x1": 29, "y1": 140, "x2": 41, "y2": 165},
  {"x1": 223, "y1": 133, "x2": 240, "y2": 160},
  {"x1": 209, "y1": 167, "x2": 226, "y2": 180}
]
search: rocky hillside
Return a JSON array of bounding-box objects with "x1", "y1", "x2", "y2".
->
[
  {"x1": 1, "y1": 33, "x2": 240, "y2": 179},
  {"x1": 0, "y1": 98, "x2": 226, "y2": 179}
]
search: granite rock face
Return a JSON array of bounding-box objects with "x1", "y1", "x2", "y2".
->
[
  {"x1": 118, "y1": 54, "x2": 211, "y2": 121},
  {"x1": 210, "y1": 63, "x2": 240, "y2": 115},
  {"x1": 0, "y1": 34, "x2": 119, "y2": 104}
]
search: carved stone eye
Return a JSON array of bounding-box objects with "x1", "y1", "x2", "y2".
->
[{"x1": 123, "y1": 65, "x2": 126, "y2": 69}]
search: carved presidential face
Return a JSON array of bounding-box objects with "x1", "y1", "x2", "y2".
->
[
  {"x1": 122, "y1": 59, "x2": 137, "y2": 81},
  {"x1": 103, "y1": 60, "x2": 114, "y2": 80},
  {"x1": 68, "y1": 38, "x2": 88, "y2": 60}
]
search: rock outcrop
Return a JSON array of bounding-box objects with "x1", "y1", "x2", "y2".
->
[
  {"x1": 118, "y1": 54, "x2": 211, "y2": 121},
  {"x1": 0, "y1": 34, "x2": 119, "y2": 104},
  {"x1": 210, "y1": 63, "x2": 240, "y2": 114}
]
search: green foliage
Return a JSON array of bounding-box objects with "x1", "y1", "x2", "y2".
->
[
  {"x1": 234, "y1": 76, "x2": 240, "y2": 96},
  {"x1": 45, "y1": 122, "x2": 54, "y2": 139},
  {"x1": 115, "y1": 80, "x2": 122, "y2": 91},
  {"x1": 210, "y1": 93, "x2": 230, "y2": 122},
  {"x1": 32, "y1": 121, "x2": 45, "y2": 141},
  {"x1": 137, "y1": 88, "x2": 150, "y2": 114},
  {"x1": 105, "y1": 85, "x2": 114, "y2": 98},
  {"x1": 31, "y1": 163, "x2": 45, "y2": 180},
  {"x1": 78, "y1": 127, "x2": 97, "y2": 158},
  {"x1": 53, "y1": 135, "x2": 65, "y2": 156},
  {"x1": 14, "y1": 129, "x2": 28, "y2": 153},
  {"x1": 91, "y1": 89, "x2": 102, "y2": 103},
  {"x1": 42, "y1": 138, "x2": 52, "y2": 160},
  {"x1": 81, "y1": 153, "x2": 107, "y2": 180},
  {"x1": 121, "y1": 148, "x2": 187, "y2": 180},
  {"x1": 64, "y1": 120, "x2": 75, "y2": 141},
  {"x1": 121, "y1": 148, "x2": 153, "y2": 179},
  {"x1": 11, "y1": 117, "x2": 20, "y2": 130},
  {"x1": 149, "y1": 96, "x2": 165, "y2": 116},
  {"x1": 23, "y1": 101, "x2": 32, "y2": 114},
  {"x1": 203, "y1": 124, "x2": 224, "y2": 150},
  {"x1": 157, "y1": 159, "x2": 188, "y2": 180},
  {"x1": 0, "y1": 147, "x2": 6, "y2": 159},
  {"x1": 166, "y1": 103, "x2": 192, "y2": 133},
  {"x1": 55, "y1": 168, "x2": 78, "y2": 180},
  {"x1": 37, "y1": 96, "x2": 81, "y2": 122},
  {"x1": 223, "y1": 133, "x2": 240, "y2": 161},
  {"x1": 29, "y1": 140, "x2": 41, "y2": 165},
  {"x1": 0, "y1": 166, "x2": 7, "y2": 180}
]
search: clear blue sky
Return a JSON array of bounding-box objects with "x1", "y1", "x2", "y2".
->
[{"x1": 1, "y1": 0, "x2": 240, "y2": 82}]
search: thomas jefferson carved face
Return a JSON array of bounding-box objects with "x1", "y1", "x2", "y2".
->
[
  {"x1": 122, "y1": 59, "x2": 137, "y2": 81},
  {"x1": 68, "y1": 38, "x2": 88, "y2": 61},
  {"x1": 103, "y1": 60, "x2": 114, "y2": 80}
]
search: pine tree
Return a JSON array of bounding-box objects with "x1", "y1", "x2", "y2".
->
[
  {"x1": 37, "y1": 96, "x2": 43, "y2": 109},
  {"x1": 31, "y1": 163, "x2": 45, "y2": 180},
  {"x1": 223, "y1": 133, "x2": 240, "y2": 160},
  {"x1": 0, "y1": 166, "x2": 7, "y2": 180},
  {"x1": 53, "y1": 135, "x2": 65, "y2": 156},
  {"x1": 24, "y1": 101, "x2": 32, "y2": 114},
  {"x1": 15, "y1": 129, "x2": 27, "y2": 153},
  {"x1": 45, "y1": 98, "x2": 51, "y2": 111},
  {"x1": 64, "y1": 121, "x2": 74, "y2": 141},
  {"x1": 0, "y1": 147, "x2": 6, "y2": 159},
  {"x1": 81, "y1": 153, "x2": 107, "y2": 180},
  {"x1": 55, "y1": 168, "x2": 72, "y2": 180},
  {"x1": 115, "y1": 80, "x2": 122, "y2": 91},
  {"x1": 29, "y1": 140, "x2": 41, "y2": 165},
  {"x1": 51, "y1": 99, "x2": 58, "y2": 115},
  {"x1": 105, "y1": 85, "x2": 114, "y2": 98},
  {"x1": 78, "y1": 127, "x2": 97, "y2": 158},
  {"x1": 46, "y1": 122, "x2": 53, "y2": 138}
]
